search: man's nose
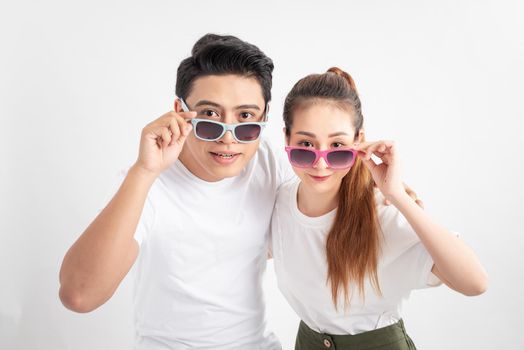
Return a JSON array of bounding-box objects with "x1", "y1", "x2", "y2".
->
[{"x1": 217, "y1": 129, "x2": 237, "y2": 144}]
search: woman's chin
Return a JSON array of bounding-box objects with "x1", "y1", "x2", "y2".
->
[{"x1": 300, "y1": 174, "x2": 340, "y2": 194}]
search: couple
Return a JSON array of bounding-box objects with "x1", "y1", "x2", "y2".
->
[{"x1": 59, "y1": 33, "x2": 487, "y2": 349}]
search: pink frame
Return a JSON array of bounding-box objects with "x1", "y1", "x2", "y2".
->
[{"x1": 285, "y1": 146, "x2": 358, "y2": 169}]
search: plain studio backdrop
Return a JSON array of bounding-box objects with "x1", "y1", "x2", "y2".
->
[{"x1": 1, "y1": 0, "x2": 523, "y2": 349}]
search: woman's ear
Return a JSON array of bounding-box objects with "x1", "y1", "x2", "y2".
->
[{"x1": 356, "y1": 129, "x2": 365, "y2": 143}]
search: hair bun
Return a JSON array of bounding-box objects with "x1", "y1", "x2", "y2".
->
[{"x1": 327, "y1": 67, "x2": 358, "y2": 93}]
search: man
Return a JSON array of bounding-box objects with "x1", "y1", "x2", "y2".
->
[{"x1": 60, "y1": 33, "x2": 289, "y2": 349}]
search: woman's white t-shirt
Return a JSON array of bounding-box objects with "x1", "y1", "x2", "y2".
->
[{"x1": 270, "y1": 178, "x2": 442, "y2": 335}]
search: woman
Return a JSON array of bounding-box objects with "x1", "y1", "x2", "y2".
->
[{"x1": 270, "y1": 67, "x2": 487, "y2": 349}]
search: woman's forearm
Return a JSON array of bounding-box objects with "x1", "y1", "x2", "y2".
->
[{"x1": 389, "y1": 192, "x2": 488, "y2": 296}]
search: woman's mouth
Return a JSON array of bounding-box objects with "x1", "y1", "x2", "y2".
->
[{"x1": 309, "y1": 174, "x2": 331, "y2": 182}]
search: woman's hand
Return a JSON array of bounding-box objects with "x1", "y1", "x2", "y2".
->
[
  {"x1": 134, "y1": 110, "x2": 197, "y2": 177},
  {"x1": 354, "y1": 140, "x2": 405, "y2": 201}
]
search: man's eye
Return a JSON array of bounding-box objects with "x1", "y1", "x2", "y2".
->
[
  {"x1": 199, "y1": 110, "x2": 219, "y2": 118},
  {"x1": 240, "y1": 112, "x2": 254, "y2": 120}
]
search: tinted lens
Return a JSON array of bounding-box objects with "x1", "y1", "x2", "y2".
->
[
  {"x1": 195, "y1": 121, "x2": 224, "y2": 140},
  {"x1": 327, "y1": 150, "x2": 354, "y2": 168},
  {"x1": 290, "y1": 149, "x2": 317, "y2": 167},
  {"x1": 234, "y1": 124, "x2": 262, "y2": 141}
]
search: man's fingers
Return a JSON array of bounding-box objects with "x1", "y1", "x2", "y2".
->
[
  {"x1": 160, "y1": 127, "x2": 172, "y2": 148},
  {"x1": 177, "y1": 115, "x2": 191, "y2": 137},
  {"x1": 176, "y1": 111, "x2": 197, "y2": 120}
]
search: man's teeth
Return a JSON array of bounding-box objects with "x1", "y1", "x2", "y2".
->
[{"x1": 214, "y1": 152, "x2": 235, "y2": 158}]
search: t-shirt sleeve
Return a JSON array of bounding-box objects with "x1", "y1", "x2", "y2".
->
[
  {"x1": 99, "y1": 168, "x2": 155, "y2": 246},
  {"x1": 378, "y1": 201, "x2": 443, "y2": 290},
  {"x1": 134, "y1": 194, "x2": 155, "y2": 246},
  {"x1": 404, "y1": 241, "x2": 442, "y2": 289},
  {"x1": 270, "y1": 139, "x2": 296, "y2": 188}
]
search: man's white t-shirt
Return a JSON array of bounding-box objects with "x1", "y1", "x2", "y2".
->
[
  {"x1": 270, "y1": 179, "x2": 442, "y2": 335},
  {"x1": 126, "y1": 139, "x2": 293, "y2": 349}
]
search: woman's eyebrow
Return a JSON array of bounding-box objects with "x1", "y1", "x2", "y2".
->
[
  {"x1": 328, "y1": 132, "x2": 349, "y2": 137},
  {"x1": 295, "y1": 131, "x2": 350, "y2": 137},
  {"x1": 295, "y1": 131, "x2": 316, "y2": 138}
]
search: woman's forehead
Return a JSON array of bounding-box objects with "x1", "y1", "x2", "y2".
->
[{"x1": 291, "y1": 104, "x2": 356, "y2": 137}]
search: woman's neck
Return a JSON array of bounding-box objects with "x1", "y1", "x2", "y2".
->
[{"x1": 297, "y1": 182, "x2": 339, "y2": 217}]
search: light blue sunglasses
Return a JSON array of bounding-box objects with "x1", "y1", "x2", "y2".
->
[{"x1": 180, "y1": 99, "x2": 268, "y2": 143}]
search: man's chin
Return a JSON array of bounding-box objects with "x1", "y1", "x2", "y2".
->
[{"x1": 205, "y1": 161, "x2": 246, "y2": 181}]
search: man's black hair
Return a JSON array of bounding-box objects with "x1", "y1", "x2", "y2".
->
[{"x1": 176, "y1": 34, "x2": 274, "y2": 104}]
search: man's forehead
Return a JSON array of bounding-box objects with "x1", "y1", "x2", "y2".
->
[{"x1": 188, "y1": 74, "x2": 265, "y2": 107}]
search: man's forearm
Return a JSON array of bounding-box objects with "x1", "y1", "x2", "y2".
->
[{"x1": 59, "y1": 165, "x2": 157, "y2": 312}]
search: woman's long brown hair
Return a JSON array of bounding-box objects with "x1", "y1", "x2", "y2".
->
[{"x1": 283, "y1": 67, "x2": 381, "y2": 309}]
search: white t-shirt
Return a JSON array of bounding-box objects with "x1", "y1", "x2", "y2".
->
[
  {"x1": 270, "y1": 178, "x2": 442, "y2": 335},
  {"x1": 123, "y1": 139, "x2": 294, "y2": 350}
]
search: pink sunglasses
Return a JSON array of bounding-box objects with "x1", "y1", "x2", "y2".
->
[{"x1": 285, "y1": 146, "x2": 358, "y2": 169}]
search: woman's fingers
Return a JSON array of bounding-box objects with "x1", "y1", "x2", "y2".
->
[
  {"x1": 360, "y1": 156, "x2": 378, "y2": 172},
  {"x1": 355, "y1": 141, "x2": 395, "y2": 161}
]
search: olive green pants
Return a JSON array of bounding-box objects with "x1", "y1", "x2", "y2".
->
[{"x1": 295, "y1": 319, "x2": 417, "y2": 350}]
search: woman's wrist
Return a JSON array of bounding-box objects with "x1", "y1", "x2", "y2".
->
[{"x1": 384, "y1": 189, "x2": 413, "y2": 208}]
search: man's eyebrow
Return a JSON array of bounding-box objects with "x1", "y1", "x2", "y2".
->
[
  {"x1": 193, "y1": 101, "x2": 261, "y2": 111},
  {"x1": 235, "y1": 104, "x2": 261, "y2": 110},
  {"x1": 194, "y1": 100, "x2": 222, "y2": 108},
  {"x1": 295, "y1": 131, "x2": 316, "y2": 137}
]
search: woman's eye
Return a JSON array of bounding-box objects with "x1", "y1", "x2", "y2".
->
[
  {"x1": 300, "y1": 141, "x2": 314, "y2": 147},
  {"x1": 332, "y1": 142, "x2": 344, "y2": 148}
]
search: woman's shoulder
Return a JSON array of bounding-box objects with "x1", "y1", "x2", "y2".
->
[{"x1": 374, "y1": 188, "x2": 420, "y2": 247}]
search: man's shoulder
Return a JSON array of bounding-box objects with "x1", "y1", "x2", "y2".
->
[{"x1": 257, "y1": 137, "x2": 295, "y2": 185}]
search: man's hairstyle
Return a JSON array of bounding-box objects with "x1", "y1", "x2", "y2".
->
[{"x1": 176, "y1": 34, "x2": 274, "y2": 104}]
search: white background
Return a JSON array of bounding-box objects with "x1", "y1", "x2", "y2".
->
[{"x1": 1, "y1": 0, "x2": 523, "y2": 349}]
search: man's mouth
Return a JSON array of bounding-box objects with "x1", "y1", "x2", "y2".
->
[
  {"x1": 210, "y1": 152, "x2": 238, "y2": 158},
  {"x1": 209, "y1": 151, "x2": 241, "y2": 163}
]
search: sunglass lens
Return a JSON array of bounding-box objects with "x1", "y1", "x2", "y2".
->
[
  {"x1": 327, "y1": 150, "x2": 354, "y2": 168},
  {"x1": 290, "y1": 149, "x2": 316, "y2": 167},
  {"x1": 195, "y1": 121, "x2": 224, "y2": 140},
  {"x1": 235, "y1": 124, "x2": 262, "y2": 142}
]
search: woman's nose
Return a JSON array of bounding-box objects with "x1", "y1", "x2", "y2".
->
[{"x1": 313, "y1": 156, "x2": 329, "y2": 169}]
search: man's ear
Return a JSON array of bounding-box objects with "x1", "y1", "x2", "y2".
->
[{"x1": 174, "y1": 99, "x2": 183, "y2": 113}]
